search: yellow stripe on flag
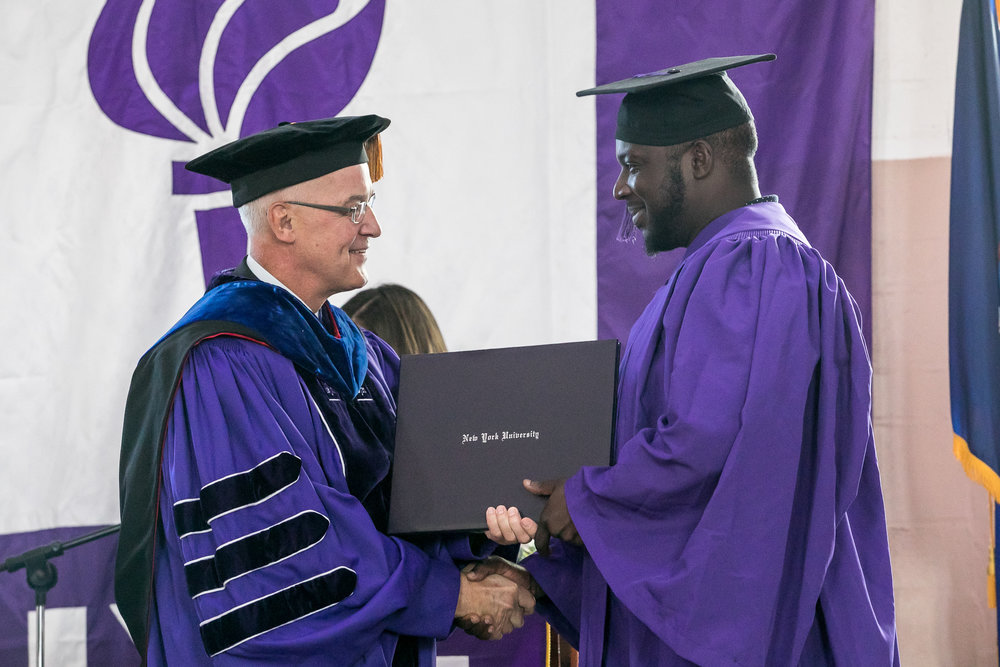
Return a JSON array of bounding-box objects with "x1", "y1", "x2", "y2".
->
[
  {"x1": 954, "y1": 434, "x2": 1000, "y2": 608},
  {"x1": 954, "y1": 433, "x2": 1000, "y2": 499}
]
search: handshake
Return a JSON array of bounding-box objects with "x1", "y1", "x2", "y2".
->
[
  {"x1": 453, "y1": 555, "x2": 541, "y2": 640},
  {"x1": 452, "y1": 480, "x2": 580, "y2": 641}
]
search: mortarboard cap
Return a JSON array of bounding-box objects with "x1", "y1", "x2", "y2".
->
[
  {"x1": 577, "y1": 54, "x2": 776, "y2": 146},
  {"x1": 185, "y1": 114, "x2": 390, "y2": 207}
]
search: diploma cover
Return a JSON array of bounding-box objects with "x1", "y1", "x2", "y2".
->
[{"x1": 387, "y1": 339, "x2": 619, "y2": 535}]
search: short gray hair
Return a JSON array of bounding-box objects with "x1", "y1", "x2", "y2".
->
[
  {"x1": 239, "y1": 182, "x2": 299, "y2": 235},
  {"x1": 237, "y1": 196, "x2": 271, "y2": 236}
]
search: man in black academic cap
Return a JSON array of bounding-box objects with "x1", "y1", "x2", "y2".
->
[
  {"x1": 115, "y1": 115, "x2": 534, "y2": 665},
  {"x1": 477, "y1": 55, "x2": 899, "y2": 665}
]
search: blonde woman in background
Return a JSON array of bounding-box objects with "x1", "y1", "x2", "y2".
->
[{"x1": 343, "y1": 283, "x2": 447, "y2": 355}]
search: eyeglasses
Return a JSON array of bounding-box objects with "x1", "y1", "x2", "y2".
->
[{"x1": 283, "y1": 193, "x2": 376, "y2": 224}]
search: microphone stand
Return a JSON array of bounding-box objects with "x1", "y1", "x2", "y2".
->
[{"x1": 2, "y1": 524, "x2": 120, "y2": 667}]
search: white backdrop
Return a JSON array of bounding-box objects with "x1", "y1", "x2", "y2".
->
[
  {"x1": 0, "y1": 0, "x2": 596, "y2": 540},
  {"x1": 1, "y1": 1, "x2": 995, "y2": 664},
  {"x1": 337, "y1": 1, "x2": 597, "y2": 348}
]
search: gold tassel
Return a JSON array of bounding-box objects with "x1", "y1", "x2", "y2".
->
[
  {"x1": 365, "y1": 135, "x2": 384, "y2": 182},
  {"x1": 989, "y1": 550, "x2": 996, "y2": 609},
  {"x1": 953, "y1": 434, "x2": 1000, "y2": 498},
  {"x1": 990, "y1": 503, "x2": 997, "y2": 609},
  {"x1": 545, "y1": 622, "x2": 552, "y2": 667},
  {"x1": 953, "y1": 435, "x2": 1000, "y2": 608}
]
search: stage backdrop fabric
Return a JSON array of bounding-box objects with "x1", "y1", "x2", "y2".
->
[
  {"x1": 593, "y1": 1, "x2": 874, "y2": 345},
  {"x1": 0, "y1": 0, "x2": 873, "y2": 664},
  {"x1": 0, "y1": 2, "x2": 594, "y2": 664}
]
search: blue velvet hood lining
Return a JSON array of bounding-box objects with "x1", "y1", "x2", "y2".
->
[{"x1": 163, "y1": 280, "x2": 368, "y2": 398}]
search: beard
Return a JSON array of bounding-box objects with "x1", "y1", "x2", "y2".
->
[{"x1": 642, "y1": 158, "x2": 686, "y2": 255}]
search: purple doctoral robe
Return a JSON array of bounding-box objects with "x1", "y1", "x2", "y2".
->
[
  {"x1": 118, "y1": 270, "x2": 484, "y2": 666},
  {"x1": 527, "y1": 203, "x2": 897, "y2": 666}
]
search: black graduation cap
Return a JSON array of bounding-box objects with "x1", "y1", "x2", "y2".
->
[
  {"x1": 185, "y1": 114, "x2": 390, "y2": 207},
  {"x1": 577, "y1": 54, "x2": 776, "y2": 146}
]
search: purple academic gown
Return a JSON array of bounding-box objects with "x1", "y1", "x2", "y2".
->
[
  {"x1": 526, "y1": 203, "x2": 898, "y2": 666},
  {"x1": 142, "y1": 299, "x2": 478, "y2": 665}
]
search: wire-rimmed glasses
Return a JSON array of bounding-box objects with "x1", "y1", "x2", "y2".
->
[{"x1": 283, "y1": 193, "x2": 376, "y2": 224}]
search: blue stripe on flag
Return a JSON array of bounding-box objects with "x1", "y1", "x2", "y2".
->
[{"x1": 948, "y1": 0, "x2": 1000, "y2": 495}]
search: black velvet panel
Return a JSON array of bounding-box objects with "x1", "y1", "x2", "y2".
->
[
  {"x1": 173, "y1": 499, "x2": 209, "y2": 538},
  {"x1": 200, "y1": 451, "x2": 301, "y2": 521},
  {"x1": 200, "y1": 567, "x2": 358, "y2": 656},
  {"x1": 183, "y1": 511, "x2": 329, "y2": 598}
]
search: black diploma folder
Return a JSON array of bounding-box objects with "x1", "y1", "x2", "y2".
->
[{"x1": 387, "y1": 339, "x2": 619, "y2": 535}]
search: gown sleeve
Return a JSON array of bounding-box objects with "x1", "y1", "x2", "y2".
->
[{"x1": 158, "y1": 335, "x2": 460, "y2": 664}]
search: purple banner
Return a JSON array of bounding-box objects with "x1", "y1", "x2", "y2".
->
[
  {"x1": 438, "y1": 613, "x2": 549, "y2": 665},
  {"x1": 595, "y1": 2, "x2": 875, "y2": 345},
  {"x1": 0, "y1": 526, "x2": 137, "y2": 666},
  {"x1": 88, "y1": 0, "x2": 385, "y2": 284},
  {"x1": 0, "y1": 522, "x2": 547, "y2": 665}
]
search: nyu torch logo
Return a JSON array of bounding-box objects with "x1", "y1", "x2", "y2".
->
[{"x1": 87, "y1": 0, "x2": 385, "y2": 284}]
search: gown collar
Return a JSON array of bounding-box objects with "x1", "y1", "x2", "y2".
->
[{"x1": 684, "y1": 199, "x2": 807, "y2": 259}]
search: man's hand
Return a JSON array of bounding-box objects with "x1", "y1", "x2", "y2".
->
[
  {"x1": 484, "y1": 505, "x2": 537, "y2": 545},
  {"x1": 454, "y1": 564, "x2": 535, "y2": 640},
  {"x1": 464, "y1": 555, "x2": 543, "y2": 599},
  {"x1": 524, "y1": 478, "x2": 581, "y2": 556}
]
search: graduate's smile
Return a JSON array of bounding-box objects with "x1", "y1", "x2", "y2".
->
[
  {"x1": 628, "y1": 205, "x2": 646, "y2": 229},
  {"x1": 613, "y1": 140, "x2": 693, "y2": 254}
]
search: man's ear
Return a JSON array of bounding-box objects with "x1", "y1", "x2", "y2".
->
[
  {"x1": 268, "y1": 201, "x2": 295, "y2": 243},
  {"x1": 687, "y1": 139, "x2": 713, "y2": 180}
]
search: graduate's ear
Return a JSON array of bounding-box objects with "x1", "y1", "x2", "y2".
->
[
  {"x1": 687, "y1": 139, "x2": 713, "y2": 180},
  {"x1": 267, "y1": 201, "x2": 296, "y2": 243}
]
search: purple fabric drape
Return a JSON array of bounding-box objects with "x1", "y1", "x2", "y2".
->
[{"x1": 594, "y1": 2, "x2": 875, "y2": 345}]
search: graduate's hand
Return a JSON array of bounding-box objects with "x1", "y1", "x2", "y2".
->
[
  {"x1": 524, "y1": 478, "x2": 581, "y2": 556},
  {"x1": 457, "y1": 558, "x2": 540, "y2": 640},
  {"x1": 454, "y1": 613, "x2": 493, "y2": 640},
  {"x1": 484, "y1": 505, "x2": 537, "y2": 545},
  {"x1": 454, "y1": 565, "x2": 535, "y2": 640}
]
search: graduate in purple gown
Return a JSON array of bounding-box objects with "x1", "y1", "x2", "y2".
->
[
  {"x1": 476, "y1": 55, "x2": 898, "y2": 665},
  {"x1": 115, "y1": 115, "x2": 534, "y2": 665}
]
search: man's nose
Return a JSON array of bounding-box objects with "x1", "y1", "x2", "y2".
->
[
  {"x1": 613, "y1": 172, "x2": 631, "y2": 200},
  {"x1": 361, "y1": 207, "x2": 381, "y2": 237}
]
